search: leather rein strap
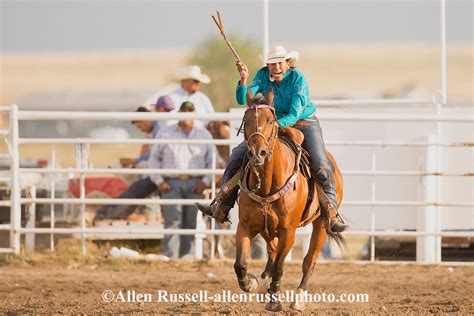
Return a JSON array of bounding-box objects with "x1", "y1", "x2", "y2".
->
[
  {"x1": 240, "y1": 139, "x2": 302, "y2": 236},
  {"x1": 240, "y1": 148, "x2": 301, "y2": 205}
]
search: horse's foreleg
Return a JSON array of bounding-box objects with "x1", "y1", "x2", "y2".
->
[
  {"x1": 261, "y1": 233, "x2": 277, "y2": 279},
  {"x1": 290, "y1": 217, "x2": 327, "y2": 311},
  {"x1": 234, "y1": 223, "x2": 258, "y2": 293},
  {"x1": 258, "y1": 234, "x2": 277, "y2": 293},
  {"x1": 265, "y1": 228, "x2": 296, "y2": 312}
]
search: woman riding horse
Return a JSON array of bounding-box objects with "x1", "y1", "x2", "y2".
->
[{"x1": 197, "y1": 45, "x2": 348, "y2": 233}]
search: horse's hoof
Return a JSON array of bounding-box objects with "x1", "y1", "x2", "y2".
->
[
  {"x1": 289, "y1": 289, "x2": 307, "y2": 311},
  {"x1": 257, "y1": 276, "x2": 271, "y2": 294},
  {"x1": 240, "y1": 274, "x2": 259, "y2": 292},
  {"x1": 265, "y1": 300, "x2": 282, "y2": 312},
  {"x1": 289, "y1": 302, "x2": 304, "y2": 311},
  {"x1": 246, "y1": 273, "x2": 259, "y2": 292},
  {"x1": 290, "y1": 302, "x2": 304, "y2": 312}
]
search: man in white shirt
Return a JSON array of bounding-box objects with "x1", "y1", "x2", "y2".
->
[{"x1": 168, "y1": 65, "x2": 215, "y2": 127}]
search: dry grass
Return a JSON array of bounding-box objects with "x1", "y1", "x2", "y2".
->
[
  {"x1": 1, "y1": 44, "x2": 472, "y2": 163},
  {"x1": 296, "y1": 44, "x2": 473, "y2": 100},
  {"x1": 1, "y1": 45, "x2": 472, "y2": 106},
  {"x1": 0, "y1": 49, "x2": 188, "y2": 105}
]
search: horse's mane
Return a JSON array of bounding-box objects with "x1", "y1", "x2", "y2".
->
[{"x1": 252, "y1": 93, "x2": 269, "y2": 106}]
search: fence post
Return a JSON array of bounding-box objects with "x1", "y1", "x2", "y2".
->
[
  {"x1": 195, "y1": 216, "x2": 205, "y2": 260},
  {"x1": 50, "y1": 144, "x2": 56, "y2": 252},
  {"x1": 209, "y1": 147, "x2": 217, "y2": 260},
  {"x1": 75, "y1": 143, "x2": 88, "y2": 255},
  {"x1": 417, "y1": 135, "x2": 438, "y2": 263},
  {"x1": 25, "y1": 185, "x2": 37, "y2": 251},
  {"x1": 370, "y1": 148, "x2": 377, "y2": 262},
  {"x1": 9, "y1": 104, "x2": 21, "y2": 254}
]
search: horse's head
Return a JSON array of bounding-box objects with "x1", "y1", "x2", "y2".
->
[{"x1": 243, "y1": 89, "x2": 278, "y2": 166}]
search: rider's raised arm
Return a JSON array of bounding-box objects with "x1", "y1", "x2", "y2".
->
[{"x1": 235, "y1": 68, "x2": 264, "y2": 106}]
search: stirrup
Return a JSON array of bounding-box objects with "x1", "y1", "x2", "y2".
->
[{"x1": 326, "y1": 214, "x2": 349, "y2": 234}]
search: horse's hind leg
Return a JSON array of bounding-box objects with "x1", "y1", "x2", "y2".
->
[
  {"x1": 265, "y1": 228, "x2": 296, "y2": 312},
  {"x1": 290, "y1": 217, "x2": 327, "y2": 311},
  {"x1": 234, "y1": 223, "x2": 258, "y2": 292}
]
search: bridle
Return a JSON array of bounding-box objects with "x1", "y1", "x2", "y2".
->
[
  {"x1": 236, "y1": 103, "x2": 279, "y2": 194},
  {"x1": 239, "y1": 104, "x2": 279, "y2": 164}
]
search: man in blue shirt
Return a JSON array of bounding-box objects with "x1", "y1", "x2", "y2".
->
[{"x1": 119, "y1": 96, "x2": 174, "y2": 168}]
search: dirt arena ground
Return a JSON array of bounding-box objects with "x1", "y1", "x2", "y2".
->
[{"x1": 1, "y1": 258, "x2": 473, "y2": 314}]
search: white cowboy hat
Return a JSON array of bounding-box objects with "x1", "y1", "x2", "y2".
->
[
  {"x1": 263, "y1": 45, "x2": 300, "y2": 65},
  {"x1": 178, "y1": 65, "x2": 211, "y2": 84}
]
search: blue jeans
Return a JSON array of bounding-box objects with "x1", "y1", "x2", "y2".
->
[
  {"x1": 160, "y1": 178, "x2": 201, "y2": 258},
  {"x1": 296, "y1": 117, "x2": 336, "y2": 205},
  {"x1": 221, "y1": 117, "x2": 337, "y2": 207},
  {"x1": 221, "y1": 142, "x2": 248, "y2": 208},
  {"x1": 96, "y1": 177, "x2": 157, "y2": 220}
]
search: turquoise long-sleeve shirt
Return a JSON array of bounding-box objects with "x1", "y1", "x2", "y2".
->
[{"x1": 235, "y1": 67, "x2": 316, "y2": 128}]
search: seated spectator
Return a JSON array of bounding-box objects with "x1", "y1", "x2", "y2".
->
[
  {"x1": 153, "y1": 94, "x2": 175, "y2": 113},
  {"x1": 119, "y1": 96, "x2": 174, "y2": 168},
  {"x1": 119, "y1": 107, "x2": 156, "y2": 168}
]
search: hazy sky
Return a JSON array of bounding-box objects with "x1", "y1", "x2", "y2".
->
[{"x1": 1, "y1": 0, "x2": 472, "y2": 52}]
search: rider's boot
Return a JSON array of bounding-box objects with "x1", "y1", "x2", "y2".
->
[
  {"x1": 196, "y1": 200, "x2": 232, "y2": 224},
  {"x1": 316, "y1": 182, "x2": 349, "y2": 233},
  {"x1": 196, "y1": 166, "x2": 241, "y2": 224},
  {"x1": 325, "y1": 204, "x2": 349, "y2": 233}
]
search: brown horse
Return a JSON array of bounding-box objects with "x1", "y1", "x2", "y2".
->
[
  {"x1": 234, "y1": 91, "x2": 345, "y2": 311},
  {"x1": 206, "y1": 121, "x2": 230, "y2": 163}
]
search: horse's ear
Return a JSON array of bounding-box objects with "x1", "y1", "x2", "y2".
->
[
  {"x1": 267, "y1": 88, "x2": 274, "y2": 105},
  {"x1": 246, "y1": 89, "x2": 253, "y2": 107}
]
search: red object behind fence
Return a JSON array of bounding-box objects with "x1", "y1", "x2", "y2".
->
[{"x1": 68, "y1": 177, "x2": 129, "y2": 198}]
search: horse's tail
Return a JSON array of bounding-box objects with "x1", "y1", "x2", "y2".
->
[{"x1": 327, "y1": 231, "x2": 348, "y2": 255}]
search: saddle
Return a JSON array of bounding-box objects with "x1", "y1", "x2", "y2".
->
[
  {"x1": 279, "y1": 126, "x2": 304, "y2": 146},
  {"x1": 278, "y1": 133, "x2": 311, "y2": 181}
]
